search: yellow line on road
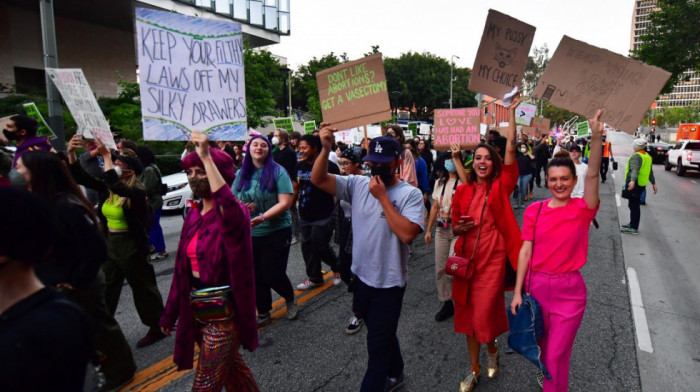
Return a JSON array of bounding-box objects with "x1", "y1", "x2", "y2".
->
[{"x1": 120, "y1": 271, "x2": 335, "y2": 391}]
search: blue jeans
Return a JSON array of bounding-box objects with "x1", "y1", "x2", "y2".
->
[
  {"x1": 148, "y1": 207, "x2": 166, "y2": 253},
  {"x1": 354, "y1": 278, "x2": 406, "y2": 391},
  {"x1": 518, "y1": 174, "x2": 532, "y2": 207}
]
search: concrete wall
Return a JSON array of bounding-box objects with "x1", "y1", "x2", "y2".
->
[{"x1": 0, "y1": 3, "x2": 136, "y2": 97}]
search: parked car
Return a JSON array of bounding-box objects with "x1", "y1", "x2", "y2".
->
[
  {"x1": 161, "y1": 171, "x2": 191, "y2": 211},
  {"x1": 665, "y1": 140, "x2": 700, "y2": 176},
  {"x1": 645, "y1": 142, "x2": 671, "y2": 164}
]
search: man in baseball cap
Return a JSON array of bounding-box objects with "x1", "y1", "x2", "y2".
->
[{"x1": 311, "y1": 124, "x2": 424, "y2": 391}]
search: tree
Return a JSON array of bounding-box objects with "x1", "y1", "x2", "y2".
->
[
  {"x1": 291, "y1": 52, "x2": 347, "y2": 122},
  {"x1": 243, "y1": 42, "x2": 285, "y2": 129},
  {"x1": 633, "y1": 0, "x2": 700, "y2": 94},
  {"x1": 522, "y1": 44, "x2": 549, "y2": 96}
]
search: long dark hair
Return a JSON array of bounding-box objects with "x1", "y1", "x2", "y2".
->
[
  {"x1": 21, "y1": 150, "x2": 97, "y2": 223},
  {"x1": 467, "y1": 143, "x2": 502, "y2": 185},
  {"x1": 236, "y1": 135, "x2": 281, "y2": 193}
]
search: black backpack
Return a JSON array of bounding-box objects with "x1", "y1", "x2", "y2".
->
[{"x1": 149, "y1": 165, "x2": 168, "y2": 196}]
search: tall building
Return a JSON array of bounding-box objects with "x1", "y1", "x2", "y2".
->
[
  {"x1": 0, "y1": 0, "x2": 290, "y2": 97},
  {"x1": 630, "y1": 0, "x2": 700, "y2": 107}
]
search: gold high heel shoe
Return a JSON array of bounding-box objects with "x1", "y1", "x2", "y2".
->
[
  {"x1": 486, "y1": 344, "x2": 499, "y2": 378},
  {"x1": 459, "y1": 371, "x2": 479, "y2": 392}
]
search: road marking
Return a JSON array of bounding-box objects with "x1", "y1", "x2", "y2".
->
[
  {"x1": 692, "y1": 180, "x2": 697, "y2": 184},
  {"x1": 120, "y1": 271, "x2": 336, "y2": 391},
  {"x1": 612, "y1": 172, "x2": 616, "y2": 180},
  {"x1": 627, "y1": 268, "x2": 654, "y2": 353},
  {"x1": 615, "y1": 194, "x2": 621, "y2": 207}
]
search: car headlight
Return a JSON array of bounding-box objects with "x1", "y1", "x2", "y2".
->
[{"x1": 166, "y1": 183, "x2": 187, "y2": 193}]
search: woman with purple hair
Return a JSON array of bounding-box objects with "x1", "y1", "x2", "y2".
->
[
  {"x1": 233, "y1": 134, "x2": 297, "y2": 327},
  {"x1": 160, "y1": 131, "x2": 259, "y2": 391}
]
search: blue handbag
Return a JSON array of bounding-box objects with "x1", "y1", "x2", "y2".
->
[{"x1": 507, "y1": 202, "x2": 552, "y2": 380}]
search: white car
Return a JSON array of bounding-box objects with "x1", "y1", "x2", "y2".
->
[{"x1": 162, "y1": 171, "x2": 191, "y2": 211}]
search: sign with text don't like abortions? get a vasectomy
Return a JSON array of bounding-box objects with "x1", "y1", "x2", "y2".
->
[
  {"x1": 433, "y1": 108, "x2": 482, "y2": 151},
  {"x1": 136, "y1": 7, "x2": 247, "y2": 141},
  {"x1": 316, "y1": 53, "x2": 391, "y2": 131},
  {"x1": 469, "y1": 9, "x2": 536, "y2": 100}
]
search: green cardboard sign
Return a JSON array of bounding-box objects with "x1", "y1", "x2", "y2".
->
[
  {"x1": 273, "y1": 117, "x2": 294, "y2": 132},
  {"x1": 576, "y1": 122, "x2": 589, "y2": 137},
  {"x1": 408, "y1": 122, "x2": 418, "y2": 136},
  {"x1": 304, "y1": 121, "x2": 316, "y2": 134},
  {"x1": 23, "y1": 102, "x2": 56, "y2": 139}
]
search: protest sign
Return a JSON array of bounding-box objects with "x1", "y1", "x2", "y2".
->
[
  {"x1": 577, "y1": 122, "x2": 590, "y2": 137},
  {"x1": 433, "y1": 108, "x2": 482, "y2": 150},
  {"x1": 515, "y1": 102, "x2": 537, "y2": 126},
  {"x1": 419, "y1": 123, "x2": 431, "y2": 135},
  {"x1": 273, "y1": 117, "x2": 294, "y2": 132},
  {"x1": 23, "y1": 103, "x2": 55, "y2": 139},
  {"x1": 408, "y1": 122, "x2": 418, "y2": 136},
  {"x1": 521, "y1": 117, "x2": 551, "y2": 136},
  {"x1": 469, "y1": 10, "x2": 536, "y2": 99},
  {"x1": 46, "y1": 68, "x2": 116, "y2": 149},
  {"x1": 135, "y1": 7, "x2": 247, "y2": 141},
  {"x1": 532, "y1": 36, "x2": 671, "y2": 134},
  {"x1": 335, "y1": 128, "x2": 357, "y2": 144},
  {"x1": 304, "y1": 121, "x2": 316, "y2": 134},
  {"x1": 316, "y1": 53, "x2": 391, "y2": 130}
]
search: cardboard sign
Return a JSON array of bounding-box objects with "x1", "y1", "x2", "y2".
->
[
  {"x1": 46, "y1": 68, "x2": 116, "y2": 149},
  {"x1": 316, "y1": 53, "x2": 391, "y2": 130},
  {"x1": 521, "y1": 117, "x2": 551, "y2": 136},
  {"x1": 335, "y1": 128, "x2": 357, "y2": 144},
  {"x1": 135, "y1": 7, "x2": 247, "y2": 141},
  {"x1": 433, "y1": 108, "x2": 482, "y2": 150},
  {"x1": 304, "y1": 121, "x2": 316, "y2": 134},
  {"x1": 273, "y1": 117, "x2": 294, "y2": 132},
  {"x1": 419, "y1": 123, "x2": 431, "y2": 135},
  {"x1": 469, "y1": 10, "x2": 536, "y2": 99},
  {"x1": 515, "y1": 102, "x2": 537, "y2": 126},
  {"x1": 23, "y1": 103, "x2": 56, "y2": 139},
  {"x1": 532, "y1": 36, "x2": 671, "y2": 134},
  {"x1": 577, "y1": 122, "x2": 589, "y2": 137}
]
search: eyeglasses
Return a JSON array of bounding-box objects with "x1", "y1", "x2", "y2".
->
[
  {"x1": 185, "y1": 169, "x2": 207, "y2": 178},
  {"x1": 339, "y1": 161, "x2": 355, "y2": 166}
]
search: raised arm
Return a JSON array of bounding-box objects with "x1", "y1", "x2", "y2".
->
[
  {"x1": 310, "y1": 123, "x2": 337, "y2": 196},
  {"x1": 192, "y1": 131, "x2": 226, "y2": 194},
  {"x1": 504, "y1": 96, "x2": 522, "y2": 166},
  {"x1": 583, "y1": 110, "x2": 603, "y2": 209},
  {"x1": 450, "y1": 143, "x2": 468, "y2": 184}
]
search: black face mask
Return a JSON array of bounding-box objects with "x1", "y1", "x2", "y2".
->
[
  {"x1": 370, "y1": 165, "x2": 395, "y2": 185},
  {"x1": 3, "y1": 129, "x2": 17, "y2": 141},
  {"x1": 188, "y1": 177, "x2": 211, "y2": 199}
]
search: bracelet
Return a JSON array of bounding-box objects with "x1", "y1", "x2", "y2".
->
[{"x1": 259, "y1": 213, "x2": 265, "y2": 223}]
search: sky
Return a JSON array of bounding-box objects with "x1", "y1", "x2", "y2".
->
[{"x1": 272, "y1": 0, "x2": 635, "y2": 70}]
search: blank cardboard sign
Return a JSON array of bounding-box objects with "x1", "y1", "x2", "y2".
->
[
  {"x1": 469, "y1": 9, "x2": 536, "y2": 99},
  {"x1": 316, "y1": 53, "x2": 392, "y2": 131},
  {"x1": 532, "y1": 36, "x2": 671, "y2": 134},
  {"x1": 522, "y1": 117, "x2": 551, "y2": 136}
]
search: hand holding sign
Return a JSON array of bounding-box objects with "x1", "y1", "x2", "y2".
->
[{"x1": 319, "y1": 122, "x2": 337, "y2": 151}]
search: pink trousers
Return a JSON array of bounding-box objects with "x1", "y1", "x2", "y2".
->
[{"x1": 529, "y1": 270, "x2": 587, "y2": 392}]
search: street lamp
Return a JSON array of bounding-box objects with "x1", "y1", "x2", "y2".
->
[
  {"x1": 392, "y1": 91, "x2": 400, "y2": 119},
  {"x1": 450, "y1": 55, "x2": 460, "y2": 109}
]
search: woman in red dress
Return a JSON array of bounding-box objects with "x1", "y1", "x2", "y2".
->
[{"x1": 451, "y1": 98, "x2": 523, "y2": 392}]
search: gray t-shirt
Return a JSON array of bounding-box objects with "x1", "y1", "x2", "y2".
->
[{"x1": 335, "y1": 175, "x2": 424, "y2": 288}]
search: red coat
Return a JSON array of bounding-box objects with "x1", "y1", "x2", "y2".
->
[{"x1": 451, "y1": 163, "x2": 522, "y2": 290}]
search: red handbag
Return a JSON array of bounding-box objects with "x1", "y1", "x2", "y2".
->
[{"x1": 445, "y1": 189, "x2": 490, "y2": 280}]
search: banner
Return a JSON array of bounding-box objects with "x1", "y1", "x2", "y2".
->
[
  {"x1": 46, "y1": 68, "x2": 116, "y2": 149},
  {"x1": 273, "y1": 117, "x2": 294, "y2": 132},
  {"x1": 515, "y1": 102, "x2": 537, "y2": 126},
  {"x1": 469, "y1": 10, "x2": 536, "y2": 99},
  {"x1": 532, "y1": 36, "x2": 671, "y2": 134},
  {"x1": 316, "y1": 53, "x2": 391, "y2": 130},
  {"x1": 304, "y1": 120, "x2": 316, "y2": 134},
  {"x1": 135, "y1": 7, "x2": 246, "y2": 141},
  {"x1": 23, "y1": 103, "x2": 55, "y2": 139},
  {"x1": 577, "y1": 122, "x2": 589, "y2": 137},
  {"x1": 433, "y1": 108, "x2": 482, "y2": 150}
]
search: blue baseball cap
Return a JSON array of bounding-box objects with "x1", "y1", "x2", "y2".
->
[{"x1": 363, "y1": 136, "x2": 400, "y2": 163}]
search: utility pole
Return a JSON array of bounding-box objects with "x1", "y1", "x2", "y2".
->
[
  {"x1": 450, "y1": 55, "x2": 459, "y2": 109},
  {"x1": 40, "y1": 0, "x2": 65, "y2": 150}
]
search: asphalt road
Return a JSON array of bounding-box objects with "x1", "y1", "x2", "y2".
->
[
  {"x1": 112, "y1": 159, "x2": 642, "y2": 391},
  {"x1": 608, "y1": 130, "x2": 700, "y2": 392}
]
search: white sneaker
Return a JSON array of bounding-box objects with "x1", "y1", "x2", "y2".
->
[
  {"x1": 333, "y1": 273, "x2": 342, "y2": 286},
  {"x1": 296, "y1": 279, "x2": 323, "y2": 290},
  {"x1": 346, "y1": 315, "x2": 363, "y2": 335}
]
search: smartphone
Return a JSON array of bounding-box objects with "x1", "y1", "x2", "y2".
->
[{"x1": 460, "y1": 215, "x2": 474, "y2": 223}]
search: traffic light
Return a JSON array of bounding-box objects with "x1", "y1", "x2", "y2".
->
[
  {"x1": 484, "y1": 107, "x2": 488, "y2": 116},
  {"x1": 651, "y1": 118, "x2": 656, "y2": 125}
]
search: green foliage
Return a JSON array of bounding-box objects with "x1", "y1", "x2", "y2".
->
[
  {"x1": 291, "y1": 52, "x2": 347, "y2": 122},
  {"x1": 155, "y1": 154, "x2": 183, "y2": 176},
  {"x1": 243, "y1": 40, "x2": 285, "y2": 128},
  {"x1": 0, "y1": 94, "x2": 77, "y2": 136},
  {"x1": 645, "y1": 102, "x2": 700, "y2": 127},
  {"x1": 633, "y1": 0, "x2": 700, "y2": 94},
  {"x1": 522, "y1": 44, "x2": 549, "y2": 95}
]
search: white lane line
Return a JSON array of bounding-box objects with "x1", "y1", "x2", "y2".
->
[
  {"x1": 692, "y1": 180, "x2": 697, "y2": 184},
  {"x1": 627, "y1": 268, "x2": 654, "y2": 353},
  {"x1": 615, "y1": 194, "x2": 621, "y2": 207},
  {"x1": 612, "y1": 172, "x2": 616, "y2": 180}
]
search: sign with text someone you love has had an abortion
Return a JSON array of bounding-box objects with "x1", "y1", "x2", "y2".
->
[
  {"x1": 136, "y1": 8, "x2": 247, "y2": 141},
  {"x1": 433, "y1": 108, "x2": 481, "y2": 150}
]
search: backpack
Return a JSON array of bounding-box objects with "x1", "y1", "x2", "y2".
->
[{"x1": 149, "y1": 165, "x2": 168, "y2": 196}]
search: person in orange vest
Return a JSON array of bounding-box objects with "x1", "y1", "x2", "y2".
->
[{"x1": 584, "y1": 135, "x2": 614, "y2": 183}]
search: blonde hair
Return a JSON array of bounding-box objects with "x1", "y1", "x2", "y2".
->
[{"x1": 109, "y1": 173, "x2": 144, "y2": 208}]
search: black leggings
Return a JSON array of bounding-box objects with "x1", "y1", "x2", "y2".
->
[{"x1": 252, "y1": 227, "x2": 294, "y2": 314}]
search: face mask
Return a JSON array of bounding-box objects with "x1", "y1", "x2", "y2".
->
[
  {"x1": 189, "y1": 177, "x2": 212, "y2": 199},
  {"x1": 3, "y1": 129, "x2": 17, "y2": 141},
  {"x1": 271, "y1": 137, "x2": 280, "y2": 146},
  {"x1": 444, "y1": 159, "x2": 457, "y2": 173},
  {"x1": 370, "y1": 165, "x2": 394, "y2": 184},
  {"x1": 520, "y1": 147, "x2": 527, "y2": 153},
  {"x1": 113, "y1": 166, "x2": 123, "y2": 177},
  {"x1": 9, "y1": 169, "x2": 27, "y2": 188}
]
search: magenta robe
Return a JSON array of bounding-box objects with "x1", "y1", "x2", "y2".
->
[{"x1": 160, "y1": 186, "x2": 258, "y2": 370}]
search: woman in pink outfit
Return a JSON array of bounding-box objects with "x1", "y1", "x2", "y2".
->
[{"x1": 510, "y1": 110, "x2": 604, "y2": 392}]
